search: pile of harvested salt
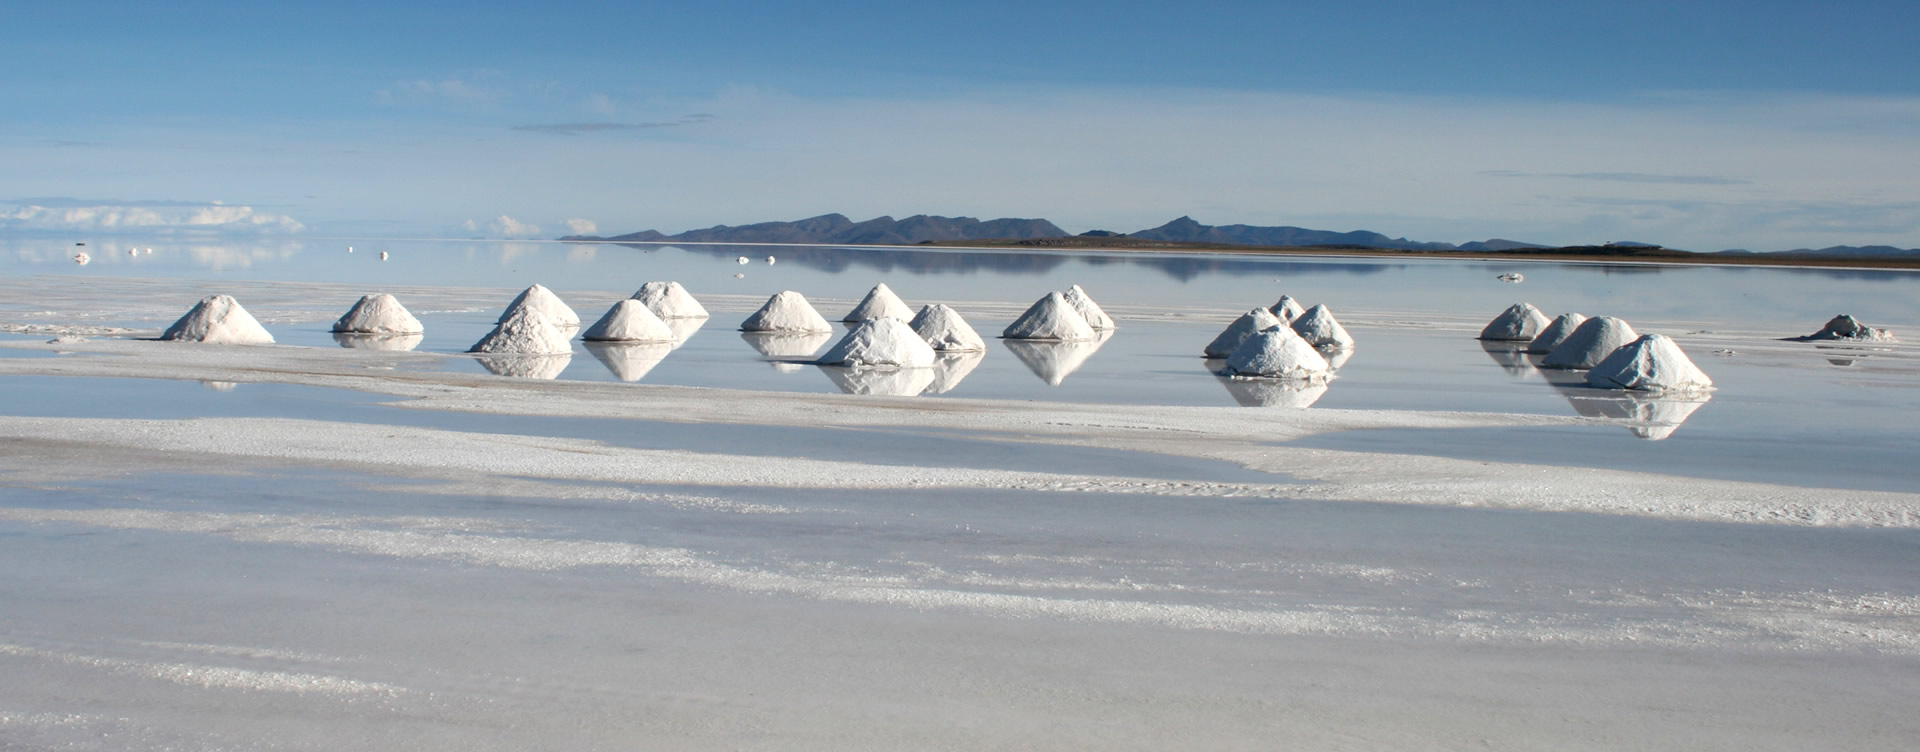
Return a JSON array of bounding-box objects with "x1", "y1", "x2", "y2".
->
[
  {"x1": 160, "y1": 295, "x2": 275, "y2": 344},
  {"x1": 1291, "y1": 304, "x2": 1355, "y2": 349},
  {"x1": 1003, "y1": 291, "x2": 1098, "y2": 340},
  {"x1": 1527, "y1": 312, "x2": 1588, "y2": 354},
  {"x1": 1585, "y1": 334, "x2": 1714, "y2": 392},
  {"x1": 1224, "y1": 325, "x2": 1331, "y2": 380},
  {"x1": 582, "y1": 299, "x2": 676, "y2": 342},
  {"x1": 331, "y1": 293, "x2": 424, "y2": 334},
  {"x1": 843, "y1": 283, "x2": 915, "y2": 322},
  {"x1": 1270, "y1": 295, "x2": 1306, "y2": 321},
  {"x1": 1797, "y1": 314, "x2": 1897, "y2": 342},
  {"x1": 909, "y1": 304, "x2": 986, "y2": 351},
  {"x1": 498, "y1": 284, "x2": 579, "y2": 327},
  {"x1": 741, "y1": 291, "x2": 834, "y2": 333},
  {"x1": 1063, "y1": 284, "x2": 1115, "y2": 330},
  {"x1": 470, "y1": 307, "x2": 574, "y2": 354},
  {"x1": 1541, "y1": 315, "x2": 1638, "y2": 370},
  {"x1": 818, "y1": 318, "x2": 937, "y2": 368},
  {"x1": 1205, "y1": 307, "x2": 1285, "y2": 358},
  {"x1": 1478, "y1": 302, "x2": 1551, "y2": 341},
  {"x1": 632, "y1": 281, "x2": 709, "y2": 319}
]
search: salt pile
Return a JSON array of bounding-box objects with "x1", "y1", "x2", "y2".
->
[
  {"x1": 470, "y1": 307, "x2": 574, "y2": 354},
  {"x1": 909, "y1": 304, "x2": 986, "y2": 351},
  {"x1": 160, "y1": 295, "x2": 275, "y2": 344},
  {"x1": 818, "y1": 318, "x2": 938, "y2": 369},
  {"x1": 1798, "y1": 314, "x2": 1896, "y2": 342},
  {"x1": 843, "y1": 283, "x2": 915, "y2": 322},
  {"x1": 1003, "y1": 335, "x2": 1109, "y2": 386},
  {"x1": 1269, "y1": 295, "x2": 1306, "y2": 322},
  {"x1": 1003, "y1": 291, "x2": 1098, "y2": 340},
  {"x1": 632, "y1": 281, "x2": 709, "y2": 319},
  {"x1": 1585, "y1": 334, "x2": 1714, "y2": 392},
  {"x1": 331, "y1": 293, "x2": 424, "y2": 334},
  {"x1": 584, "y1": 341, "x2": 672, "y2": 382},
  {"x1": 497, "y1": 284, "x2": 579, "y2": 327},
  {"x1": 1527, "y1": 312, "x2": 1588, "y2": 354},
  {"x1": 1204, "y1": 307, "x2": 1285, "y2": 358},
  {"x1": 1478, "y1": 302, "x2": 1551, "y2": 341},
  {"x1": 583, "y1": 300, "x2": 676, "y2": 342},
  {"x1": 1064, "y1": 284, "x2": 1116, "y2": 330},
  {"x1": 740, "y1": 291, "x2": 834, "y2": 333},
  {"x1": 1224, "y1": 325, "x2": 1331, "y2": 380},
  {"x1": 1290, "y1": 304, "x2": 1355, "y2": 349},
  {"x1": 1541, "y1": 315, "x2": 1638, "y2": 370}
]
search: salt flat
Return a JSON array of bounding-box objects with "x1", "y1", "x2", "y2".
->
[{"x1": 2, "y1": 269, "x2": 1917, "y2": 750}]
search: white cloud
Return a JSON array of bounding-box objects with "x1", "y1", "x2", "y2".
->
[
  {"x1": 488, "y1": 215, "x2": 541, "y2": 238},
  {"x1": 561, "y1": 217, "x2": 597, "y2": 235},
  {"x1": 376, "y1": 77, "x2": 502, "y2": 107},
  {"x1": 0, "y1": 202, "x2": 304, "y2": 234}
]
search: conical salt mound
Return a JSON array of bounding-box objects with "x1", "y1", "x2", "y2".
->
[
  {"x1": 331, "y1": 293, "x2": 424, "y2": 334},
  {"x1": 497, "y1": 284, "x2": 579, "y2": 327},
  {"x1": 1063, "y1": 284, "x2": 1115, "y2": 330},
  {"x1": 740, "y1": 291, "x2": 833, "y2": 333},
  {"x1": 1527, "y1": 312, "x2": 1588, "y2": 354},
  {"x1": 1585, "y1": 334, "x2": 1713, "y2": 392},
  {"x1": 909, "y1": 304, "x2": 986, "y2": 352},
  {"x1": 631, "y1": 281, "x2": 709, "y2": 319},
  {"x1": 1799, "y1": 314, "x2": 1896, "y2": 342},
  {"x1": 1270, "y1": 295, "x2": 1306, "y2": 322},
  {"x1": 1003, "y1": 292, "x2": 1098, "y2": 340},
  {"x1": 1225, "y1": 325, "x2": 1331, "y2": 380},
  {"x1": 1205, "y1": 307, "x2": 1284, "y2": 358},
  {"x1": 1541, "y1": 315, "x2": 1638, "y2": 370},
  {"x1": 583, "y1": 299, "x2": 676, "y2": 342},
  {"x1": 161, "y1": 295, "x2": 275, "y2": 344},
  {"x1": 1290, "y1": 304, "x2": 1355, "y2": 349},
  {"x1": 470, "y1": 307, "x2": 574, "y2": 354},
  {"x1": 1479, "y1": 302, "x2": 1551, "y2": 341},
  {"x1": 819, "y1": 318, "x2": 937, "y2": 368},
  {"x1": 843, "y1": 283, "x2": 915, "y2": 323}
]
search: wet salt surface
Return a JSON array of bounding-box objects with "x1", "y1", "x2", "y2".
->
[{"x1": 0, "y1": 374, "x2": 1278, "y2": 484}]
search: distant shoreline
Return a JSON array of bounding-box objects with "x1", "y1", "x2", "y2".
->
[{"x1": 562, "y1": 237, "x2": 1920, "y2": 271}]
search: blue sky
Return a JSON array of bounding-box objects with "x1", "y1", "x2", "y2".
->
[{"x1": 4, "y1": 0, "x2": 1918, "y2": 250}]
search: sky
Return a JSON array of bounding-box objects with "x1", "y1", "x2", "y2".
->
[{"x1": 4, "y1": 0, "x2": 1918, "y2": 251}]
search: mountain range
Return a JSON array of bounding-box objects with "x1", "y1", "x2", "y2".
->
[{"x1": 565, "y1": 213, "x2": 1918, "y2": 256}]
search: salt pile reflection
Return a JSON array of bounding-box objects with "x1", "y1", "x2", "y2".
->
[
  {"x1": 1002, "y1": 330, "x2": 1112, "y2": 386},
  {"x1": 585, "y1": 342, "x2": 672, "y2": 382},
  {"x1": 332, "y1": 332, "x2": 423, "y2": 352},
  {"x1": 1557, "y1": 386, "x2": 1712, "y2": 440},
  {"x1": 925, "y1": 351, "x2": 984, "y2": 395},
  {"x1": 474, "y1": 353, "x2": 572, "y2": 380},
  {"x1": 819, "y1": 365, "x2": 937, "y2": 396}
]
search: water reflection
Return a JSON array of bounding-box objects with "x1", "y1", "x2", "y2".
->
[
  {"x1": 1217, "y1": 376, "x2": 1329, "y2": 408},
  {"x1": 1002, "y1": 330, "x2": 1112, "y2": 386},
  {"x1": 741, "y1": 331, "x2": 831, "y2": 360},
  {"x1": 332, "y1": 332, "x2": 424, "y2": 352},
  {"x1": 474, "y1": 353, "x2": 572, "y2": 380},
  {"x1": 613, "y1": 242, "x2": 1398, "y2": 283},
  {"x1": 585, "y1": 342, "x2": 672, "y2": 382},
  {"x1": 1556, "y1": 385, "x2": 1712, "y2": 440},
  {"x1": 1478, "y1": 340, "x2": 1536, "y2": 378},
  {"x1": 925, "y1": 351, "x2": 985, "y2": 394},
  {"x1": 819, "y1": 366, "x2": 937, "y2": 396},
  {"x1": 664, "y1": 317, "x2": 705, "y2": 350},
  {"x1": 201, "y1": 380, "x2": 238, "y2": 392}
]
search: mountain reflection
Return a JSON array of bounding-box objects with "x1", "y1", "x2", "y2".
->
[{"x1": 589, "y1": 242, "x2": 1395, "y2": 282}]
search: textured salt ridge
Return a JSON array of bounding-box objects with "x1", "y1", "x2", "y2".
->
[
  {"x1": 470, "y1": 307, "x2": 574, "y2": 355},
  {"x1": 1224, "y1": 325, "x2": 1332, "y2": 380},
  {"x1": 1542, "y1": 316, "x2": 1639, "y2": 370},
  {"x1": 1270, "y1": 295, "x2": 1306, "y2": 322},
  {"x1": 1528, "y1": 313, "x2": 1588, "y2": 354},
  {"x1": 1003, "y1": 291, "x2": 1098, "y2": 340},
  {"x1": 496, "y1": 284, "x2": 579, "y2": 327},
  {"x1": 159, "y1": 295, "x2": 275, "y2": 344},
  {"x1": 1205, "y1": 307, "x2": 1284, "y2": 358},
  {"x1": 331, "y1": 293, "x2": 424, "y2": 334},
  {"x1": 631, "y1": 281, "x2": 709, "y2": 319},
  {"x1": 1064, "y1": 284, "x2": 1115, "y2": 330},
  {"x1": 582, "y1": 299, "x2": 675, "y2": 342},
  {"x1": 1479, "y1": 302, "x2": 1551, "y2": 341},
  {"x1": 1585, "y1": 334, "x2": 1714, "y2": 392},
  {"x1": 909, "y1": 304, "x2": 986, "y2": 352},
  {"x1": 1290, "y1": 304, "x2": 1355, "y2": 349},
  {"x1": 818, "y1": 318, "x2": 938, "y2": 368},
  {"x1": 842, "y1": 283, "x2": 915, "y2": 322},
  {"x1": 741, "y1": 291, "x2": 834, "y2": 333},
  {"x1": 1800, "y1": 314, "x2": 1897, "y2": 342}
]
